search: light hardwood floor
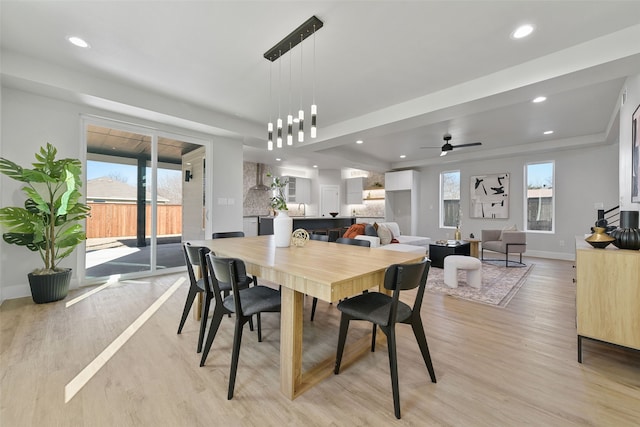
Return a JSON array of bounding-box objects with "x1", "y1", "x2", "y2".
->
[{"x1": 1, "y1": 257, "x2": 639, "y2": 426}]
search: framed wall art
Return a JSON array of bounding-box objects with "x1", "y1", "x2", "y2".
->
[
  {"x1": 632, "y1": 103, "x2": 640, "y2": 203},
  {"x1": 470, "y1": 172, "x2": 509, "y2": 218}
]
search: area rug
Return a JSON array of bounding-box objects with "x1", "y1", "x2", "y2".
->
[{"x1": 426, "y1": 262, "x2": 534, "y2": 307}]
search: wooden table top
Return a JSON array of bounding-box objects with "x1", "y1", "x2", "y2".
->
[{"x1": 190, "y1": 235, "x2": 425, "y2": 302}]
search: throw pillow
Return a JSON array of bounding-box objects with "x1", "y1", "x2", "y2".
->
[
  {"x1": 343, "y1": 223, "x2": 366, "y2": 239},
  {"x1": 499, "y1": 224, "x2": 518, "y2": 240},
  {"x1": 377, "y1": 223, "x2": 392, "y2": 245},
  {"x1": 373, "y1": 222, "x2": 379, "y2": 231},
  {"x1": 384, "y1": 222, "x2": 401, "y2": 237},
  {"x1": 364, "y1": 223, "x2": 378, "y2": 237}
]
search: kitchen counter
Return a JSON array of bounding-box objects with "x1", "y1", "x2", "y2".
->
[{"x1": 258, "y1": 216, "x2": 356, "y2": 236}]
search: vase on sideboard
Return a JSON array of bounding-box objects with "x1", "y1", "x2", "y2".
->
[
  {"x1": 609, "y1": 210, "x2": 640, "y2": 250},
  {"x1": 585, "y1": 226, "x2": 615, "y2": 249},
  {"x1": 273, "y1": 210, "x2": 293, "y2": 248}
]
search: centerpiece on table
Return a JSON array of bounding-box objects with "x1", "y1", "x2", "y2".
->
[{"x1": 268, "y1": 173, "x2": 293, "y2": 247}]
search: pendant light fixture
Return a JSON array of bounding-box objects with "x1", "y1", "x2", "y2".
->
[
  {"x1": 263, "y1": 16, "x2": 323, "y2": 149},
  {"x1": 267, "y1": 60, "x2": 274, "y2": 150},
  {"x1": 298, "y1": 34, "x2": 304, "y2": 143},
  {"x1": 310, "y1": 23, "x2": 317, "y2": 139},
  {"x1": 287, "y1": 42, "x2": 293, "y2": 146},
  {"x1": 277, "y1": 49, "x2": 283, "y2": 148}
]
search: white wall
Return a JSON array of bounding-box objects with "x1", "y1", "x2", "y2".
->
[
  {"x1": 0, "y1": 87, "x2": 243, "y2": 302},
  {"x1": 417, "y1": 143, "x2": 620, "y2": 260}
]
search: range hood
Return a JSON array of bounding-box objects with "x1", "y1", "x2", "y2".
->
[{"x1": 250, "y1": 163, "x2": 270, "y2": 191}]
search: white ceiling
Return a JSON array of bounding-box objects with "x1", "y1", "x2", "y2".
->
[{"x1": 2, "y1": 1, "x2": 640, "y2": 172}]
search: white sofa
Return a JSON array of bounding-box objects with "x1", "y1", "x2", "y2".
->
[{"x1": 354, "y1": 222, "x2": 430, "y2": 254}]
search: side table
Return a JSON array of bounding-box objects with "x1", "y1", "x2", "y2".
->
[
  {"x1": 428, "y1": 242, "x2": 471, "y2": 268},
  {"x1": 465, "y1": 239, "x2": 481, "y2": 258}
]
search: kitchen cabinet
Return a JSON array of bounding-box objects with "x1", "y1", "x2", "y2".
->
[
  {"x1": 242, "y1": 216, "x2": 258, "y2": 237},
  {"x1": 385, "y1": 170, "x2": 415, "y2": 191},
  {"x1": 285, "y1": 177, "x2": 311, "y2": 204},
  {"x1": 385, "y1": 170, "x2": 419, "y2": 235},
  {"x1": 575, "y1": 238, "x2": 640, "y2": 362},
  {"x1": 346, "y1": 177, "x2": 363, "y2": 204}
]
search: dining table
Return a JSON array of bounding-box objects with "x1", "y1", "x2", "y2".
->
[{"x1": 191, "y1": 235, "x2": 425, "y2": 400}]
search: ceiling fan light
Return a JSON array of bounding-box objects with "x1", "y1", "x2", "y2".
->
[{"x1": 440, "y1": 151, "x2": 447, "y2": 157}]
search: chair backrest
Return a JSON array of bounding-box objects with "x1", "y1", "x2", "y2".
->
[
  {"x1": 183, "y1": 243, "x2": 211, "y2": 287},
  {"x1": 212, "y1": 231, "x2": 245, "y2": 239},
  {"x1": 309, "y1": 233, "x2": 329, "y2": 242},
  {"x1": 335, "y1": 237, "x2": 371, "y2": 247},
  {"x1": 204, "y1": 251, "x2": 227, "y2": 305},
  {"x1": 383, "y1": 258, "x2": 431, "y2": 322},
  {"x1": 208, "y1": 255, "x2": 246, "y2": 315}
]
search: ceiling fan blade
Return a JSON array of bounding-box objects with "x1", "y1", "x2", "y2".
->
[{"x1": 452, "y1": 142, "x2": 482, "y2": 149}]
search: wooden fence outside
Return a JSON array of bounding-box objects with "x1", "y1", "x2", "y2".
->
[{"x1": 86, "y1": 203, "x2": 182, "y2": 238}]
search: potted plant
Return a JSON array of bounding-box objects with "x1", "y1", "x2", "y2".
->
[
  {"x1": 266, "y1": 173, "x2": 292, "y2": 247},
  {"x1": 0, "y1": 143, "x2": 91, "y2": 303},
  {"x1": 267, "y1": 173, "x2": 288, "y2": 211}
]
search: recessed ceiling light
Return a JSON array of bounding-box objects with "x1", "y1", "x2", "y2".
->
[
  {"x1": 544, "y1": 130, "x2": 554, "y2": 135},
  {"x1": 313, "y1": 165, "x2": 318, "y2": 168},
  {"x1": 511, "y1": 24, "x2": 534, "y2": 39},
  {"x1": 356, "y1": 140, "x2": 363, "y2": 144},
  {"x1": 533, "y1": 96, "x2": 547, "y2": 103},
  {"x1": 275, "y1": 158, "x2": 281, "y2": 161},
  {"x1": 67, "y1": 36, "x2": 90, "y2": 48},
  {"x1": 400, "y1": 154, "x2": 406, "y2": 159}
]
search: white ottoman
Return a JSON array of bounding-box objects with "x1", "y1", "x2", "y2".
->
[{"x1": 443, "y1": 255, "x2": 482, "y2": 289}]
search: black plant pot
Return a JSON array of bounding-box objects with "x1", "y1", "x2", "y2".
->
[{"x1": 27, "y1": 268, "x2": 72, "y2": 304}]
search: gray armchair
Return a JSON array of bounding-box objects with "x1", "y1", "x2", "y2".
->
[{"x1": 481, "y1": 229, "x2": 527, "y2": 267}]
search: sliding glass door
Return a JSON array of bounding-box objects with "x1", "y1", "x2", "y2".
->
[{"x1": 83, "y1": 119, "x2": 204, "y2": 283}]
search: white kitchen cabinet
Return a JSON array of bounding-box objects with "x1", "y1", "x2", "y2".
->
[
  {"x1": 384, "y1": 170, "x2": 419, "y2": 235},
  {"x1": 385, "y1": 170, "x2": 416, "y2": 191},
  {"x1": 285, "y1": 177, "x2": 311, "y2": 204},
  {"x1": 242, "y1": 216, "x2": 258, "y2": 237},
  {"x1": 346, "y1": 177, "x2": 363, "y2": 204}
]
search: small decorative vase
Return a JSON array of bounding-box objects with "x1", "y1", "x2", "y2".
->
[
  {"x1": 585, "y1": 226, "x2": 615, "y2": 249},
  {"x1": 273, "y1": 210, "x2": 293, "y2": 248},
  {"x1": 609, "y1": 210, "x2": 640, "y2": 250},
  {"x1": 454, "y1": 227, "x2": 461, "y2": 240}
]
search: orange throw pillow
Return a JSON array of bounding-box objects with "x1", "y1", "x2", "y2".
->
[{"x1": 343, "y1": 223, "x2": 366, "y2": 238}]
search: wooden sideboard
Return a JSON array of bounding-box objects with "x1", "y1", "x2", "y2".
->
[{"x1": 575, "y1": 238, "x2": 640, "y2": 362}]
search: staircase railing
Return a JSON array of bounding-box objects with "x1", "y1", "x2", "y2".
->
[{"x1": 597, "y1": 205, "x2": 620, "y2": 227}]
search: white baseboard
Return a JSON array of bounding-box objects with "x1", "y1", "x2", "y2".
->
[{"x1": 524, "y1": 249, "x2": 575, "y2": 262}]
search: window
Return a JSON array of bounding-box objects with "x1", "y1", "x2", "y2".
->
[
  {"x1": 441, "y1": 170, "x2": 460, "y2": 228},
  {"x1": 525, "y1": 161, "x2": 554, "y2": 232}
]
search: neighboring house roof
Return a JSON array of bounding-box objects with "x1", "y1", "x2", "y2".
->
[{"x1": 87, "y1": 177, "x2": 170, "y2": 203}]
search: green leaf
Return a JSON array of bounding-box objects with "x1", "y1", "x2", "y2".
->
[
  {"x1": 0, "y1": 207, "x2": 39, "y2": 233},
  {"x1": 0, "y1": 158, "x2": 27, "y2": 182},
  {"x1": 3, "y1": 233, "x2": 40, "y2": 251}
]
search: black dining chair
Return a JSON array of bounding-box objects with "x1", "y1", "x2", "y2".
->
[
  {"x1": 212, "y1": 231, "x2": 245, "y2": 239},
  {"x1": 334, "y1": 258, "x2": 436, "y2": 419},
  {"x1": 176, "y1": 243, "x2": 212, "y2": 353},
  {"x1": 205, "y1": 253, "x2": 281, "y2": 399},
  {"x1": 335, "y1": 237, "x2": 371, "y2": 247},
  {"x1": 212, "y1": 231, "x2": 258, "y2": 314},
  {"x1": 310, "y1": 236, "x2": 371, "y2": 321},
  {"x1": 308, "y1": 233, "x2": 329, "y2": 321}
]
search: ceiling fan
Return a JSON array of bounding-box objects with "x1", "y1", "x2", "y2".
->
[{"x1": 421, "y1": 133, "x2": 482, "y2": 156}]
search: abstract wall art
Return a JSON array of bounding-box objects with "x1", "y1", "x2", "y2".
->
[{"x1": 470, "y1": 172, "x2": 510, "y2": 218}]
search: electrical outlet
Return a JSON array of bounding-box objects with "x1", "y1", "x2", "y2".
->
[{"x1": 559, "y1": 240, "x2": 565, "y2": 247}]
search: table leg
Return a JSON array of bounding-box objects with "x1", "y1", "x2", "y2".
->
[{"x1": 280, "y1": 286, "x2": 303, "y2": 399}]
